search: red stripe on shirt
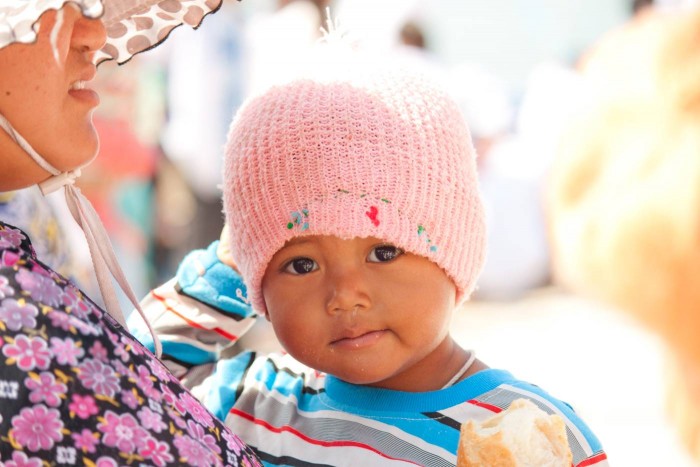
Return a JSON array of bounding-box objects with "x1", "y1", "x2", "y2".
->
[
  {"x1": 577, "y1": 452, "x2": 608, "y2": 467},
  {"x1": 150, "y1": 289, "x2": 237, "y2": 341},
  {"x1": 467, "y1": 399, "x2": 503, "y2": 413},
  {"x1": 230, "y1": 408, "x2": 423, "y2": 465}
]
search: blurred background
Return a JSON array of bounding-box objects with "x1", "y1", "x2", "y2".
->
[
  {"x1": 79, "y1": 0, "x2": 639, "y2": 300},
  {"x1": 4, "y1": 0, "x2": 698, "y2": 464}
]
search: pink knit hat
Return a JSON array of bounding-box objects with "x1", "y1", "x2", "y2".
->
[{"x1": 223, "y1": 52, "x2": 486, "y2": 315}]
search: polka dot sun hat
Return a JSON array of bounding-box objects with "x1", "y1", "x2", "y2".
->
[{"x1": 0, "y1": 0, "x2": 231, "y2": 63}]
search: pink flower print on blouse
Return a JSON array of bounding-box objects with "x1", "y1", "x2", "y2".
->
[
  {"x1": 112, "y1": 359, "x2": 131, "y2": 379},
  {"x1": 0, "y1": 226, "x2": 25, "y2": 249},
  {"x1": 113, "y1": 339, "x2": 130, "y2": 363},
  {"x1": 139, "y1": 437, "x2": 175, "y2": 467},
  {"x1": 0, "y1": 275, "x2": 15, "y2": 299},
  {"x1": 95, "y1": 457, "x2": 118, "y2": 467},
  {"x1": 68, "y1": 394, "x2": 99, "y2": 419},
  {"x1": 179, "y1": 391, "x2": 215, "y2": 428},
  {"x1": 88, "y1": 340, "x2": 108, "y2": 361},
  {"x1": 24, "y1": 371, "x2": 67, "y2": 407},
  {"x1": 61, "y1": 286, "x2": 91, "y2": 320},
  {"x1": 166, "y1": 406, "x2": 188, "y2": 430},
  {"x1": 105, "y1": 327, "x2": 120, "y2": 345},
  {"x1": 174, "y1": 433, "x2": 221, "y2": 467},
  {"x1": 71, "y1": 428, "x2": 99, "y2": 453},
  {"x1": 2, "y1": 334, "x2": 51, "y2": 371},
  {"x1": 87, "y1": 300, "x2": 104, "y2": 319},
  {"x1": 11, "y1": 404, "x2": 64, "y2": 452},
  {"x1": 161, "y1": 384, "x2": 183, "y2": 410},
  {"x1": 120, "y1": 389, "x2": 140, "y2": 410},
  {"x1": 2, "y1": 451, "x2": 44, "y2": 467},
  {"x1": 222, "y1": 429, "x2": 243, "y2": 455},
  {"x1": 137, "y1": 406, "x2": 167, "y2": 433},
  {"x1": 185, "y1": 419, "x2": 221, "y2": 454},
  {"x1": 121, "y1": 333, "x2": 145, "y2": 357},
  {"x1": 49, "y1": 336, "x2": 85, "y2": 366},
  {"x1": 0, "y1": 298, "x2": 38, "y2": 331},
  {"x1": 15, "y1": 268, "x2": 62, "y2": 307},
  {"x1": 134, "y1": 364, "x2": 155, "y2": 393},
  {"x1": 97, "y1": 410, "x2": 148, "y2": 453},
  {"x1": 77, "y1": 359, "x2": 120, "y2": 398},
  {"x1": 70, "y1": 316, "x2": 102, "y2": 337},
  {"x1": 0, "y1": 250, "x2": 20, "y2": 268},
  {"x1": 47, "y1": 310, "x2": 73, "y2": 332},
  {"x1": 147, "y1": 356, "x2": 171, "y2": 382}
]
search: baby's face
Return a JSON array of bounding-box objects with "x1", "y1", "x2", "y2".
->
[{"x1": 261, "y1": 235, "x2": 458, "y2": 391}]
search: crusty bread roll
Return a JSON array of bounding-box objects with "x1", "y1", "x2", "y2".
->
[{"x1": 456, "y1": 398, "x2": 572, "y2": 467}]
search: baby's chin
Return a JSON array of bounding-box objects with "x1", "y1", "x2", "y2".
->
[
  {"x1": 305, "y1": 362, "x2": 392, "y2": 387},
  {"x1": 327, "y1": 368, "x2": 408, "y2": 390}
]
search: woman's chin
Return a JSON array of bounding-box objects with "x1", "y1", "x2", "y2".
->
[{"x1": 51, "y1": 140, "x2": 99, "y2": 173}]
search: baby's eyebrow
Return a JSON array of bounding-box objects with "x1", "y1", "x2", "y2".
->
[{"x1": 283, "y1": 237, "x2": 315, "y2": 248}]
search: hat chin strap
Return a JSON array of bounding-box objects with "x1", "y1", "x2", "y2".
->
[{"x1": 0, "y1": 113, "x2": 162, "y2": 357}]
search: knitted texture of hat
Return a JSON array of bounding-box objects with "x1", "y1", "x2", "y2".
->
[{"x1": 223, "y1": 58, "x2": 486, "y2": 315}]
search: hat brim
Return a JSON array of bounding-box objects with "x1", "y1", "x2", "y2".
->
[{"x1": 0, "y1": 0, "x2": 227, "y2": 64}]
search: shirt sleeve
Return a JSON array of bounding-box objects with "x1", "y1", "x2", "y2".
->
[{"x1": 129, "y1": 241, "x2": 258, "y2": 378}]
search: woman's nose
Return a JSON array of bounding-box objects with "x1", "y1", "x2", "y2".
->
[
  {"x1": 325, "y1": 266, "x2": 372, "y2": 315},
  {"x1": 72, "y1": 14, "x2": 107, "y2": 54}
]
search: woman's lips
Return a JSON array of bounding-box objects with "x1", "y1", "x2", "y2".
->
[
  {"x1": 69, "y1": 73, "x2": 99, "y2": 107},
  {"x1": 331, "y1": 330, "x2": 388, "y2": 350},
  {"x1": 68, "y1": 87, "x2": 100, "y2": 106}
]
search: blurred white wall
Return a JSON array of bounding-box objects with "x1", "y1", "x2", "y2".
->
[
  {"x1": 239, "y1": 0, "x2": 630, "y2": 96},
  {"x1": 425, "y1": 0, "x2": 629, "y2": 93}
]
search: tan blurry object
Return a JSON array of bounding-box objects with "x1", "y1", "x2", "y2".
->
[
  {"x1": 456, "y1": 399, "x2": 572, "y2": 467},
  {"x1": 668, "y1": 356, "x2": 700, "y2": 460},
  {"x1": 550, "y1": 8, "x2": 700, "y2": 366},
  {"x1": 548, "y1": 7, "x2": 700, "y2": 461}
]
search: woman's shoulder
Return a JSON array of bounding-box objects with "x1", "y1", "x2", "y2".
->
[{"x1": 0, "y1": 224, "x2": 261, "y2": 465}]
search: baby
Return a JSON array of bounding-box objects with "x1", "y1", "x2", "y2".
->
[{"x1": 134, "y1": 45, "x2": 607, "y2": 466}]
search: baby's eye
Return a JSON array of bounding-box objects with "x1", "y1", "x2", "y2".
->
[
  {"x1": 283, "y1": 258, "x2": 318, "y2": 275},
  {"x1": 367, "y1": 244, "x2": 403, "y2": 263}
]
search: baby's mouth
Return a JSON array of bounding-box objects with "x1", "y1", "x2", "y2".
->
[{"x1": 330, "y1": 329, "x2": 388, "y2": 350}]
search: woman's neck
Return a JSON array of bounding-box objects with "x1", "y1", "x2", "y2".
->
[{"x1": 0, "y1": 131, "x2": 50, "y2": 191}]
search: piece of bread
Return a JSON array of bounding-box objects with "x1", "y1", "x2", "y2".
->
[{"x1": 457, "y1": 398, "x2": 572, "y2": 467}]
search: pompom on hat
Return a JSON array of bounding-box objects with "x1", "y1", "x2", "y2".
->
[{"x1": 223, "y1": 40, "x2": 487, "y2": 315}]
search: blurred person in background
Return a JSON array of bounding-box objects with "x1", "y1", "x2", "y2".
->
[
  {"x1": 80, "y1": 63, "x2": 160, "y2": 304},
  {"x1": 392, "y1": 19, "x2": 446, "y2": 84},
  {"x1": 242, "y1": 0, "x2": 328, "y2": 98},
  {"x1": 155, "y1": 0, "x2": 245, "y2": 282},
  {"x1": 547, "y1": 2, "x2": 700, "y2": 461},
  {"x1": 0, "y1": 0, "x2": 261, "y2": 463},
  {"x1": 469, "y1": 60, "x2": 585, "y2": 301},
  {"x1": 152, "y1": 0, "x2": 328, "y2": 283}
]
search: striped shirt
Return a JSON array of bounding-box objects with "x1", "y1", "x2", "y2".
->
[{"x1": 131, "y1": 242, "x2": 608, "y2": 466}]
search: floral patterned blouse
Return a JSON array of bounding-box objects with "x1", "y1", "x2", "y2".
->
[{"x1": 0, "y1": 221, "x2": 261, "y2": 466}]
